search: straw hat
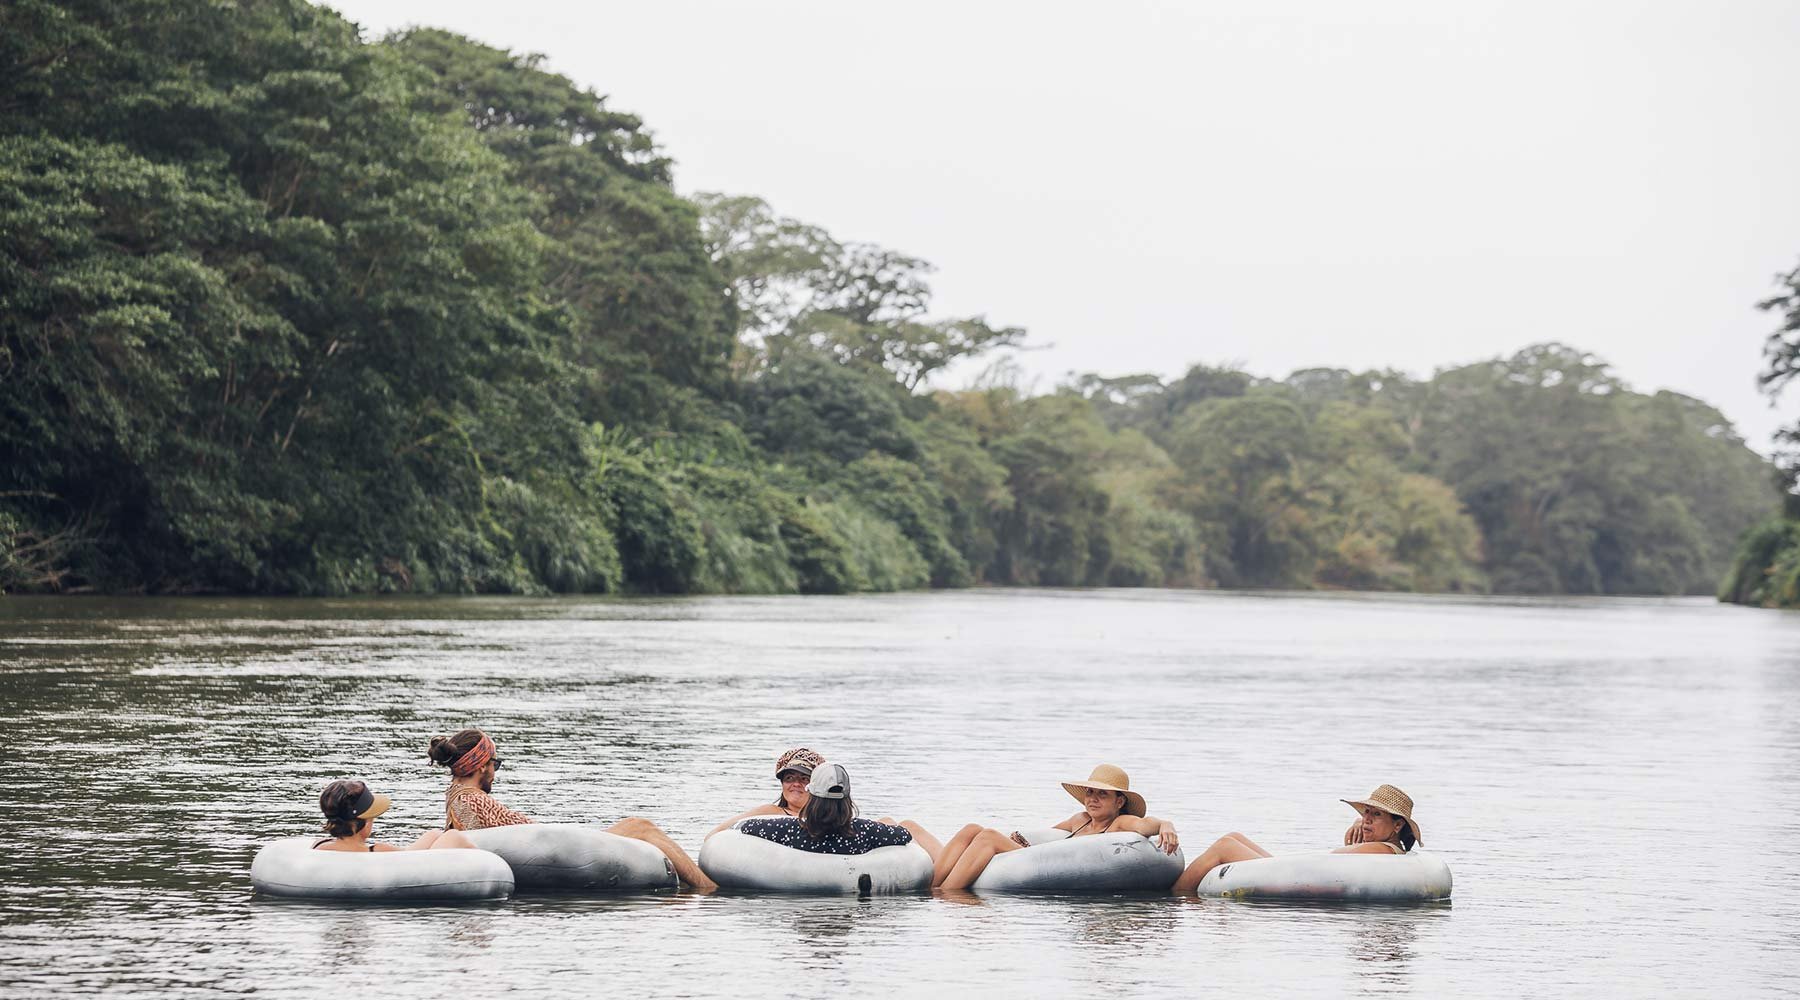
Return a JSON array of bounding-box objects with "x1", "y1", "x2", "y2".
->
[
  {"x1": 1061, "y1": 764, "x2": 1146, "y2": 817},
  {"x1": 1341, "y1": 784, "x2": 1422, "y2": 846}
]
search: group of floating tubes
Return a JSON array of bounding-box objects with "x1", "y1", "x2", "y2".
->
[{"x1": 251, "y1": 822, "x2": 1452, "y2": 902}]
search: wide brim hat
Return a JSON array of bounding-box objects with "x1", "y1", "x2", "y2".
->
[
  {"x1": 1061, "y1": 764, "x2": 1146, "y2": 817},
  {"x1": 1342, "y1": 784, "x2": 1421, "y2": 845}
]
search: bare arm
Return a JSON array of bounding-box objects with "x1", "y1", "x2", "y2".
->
[
  {"x1": 708, "y1": 804, "x2": 785, "y2": 837},
  {"x1": 1050, "y1": 811, "x2": 1088, "y2": 832},
  {"x1": 1111, "y1": 814, "x2": 1180, "y2": 854}
]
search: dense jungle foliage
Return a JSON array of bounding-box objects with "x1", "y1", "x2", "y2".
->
[
  {"x1": 1, "y1": 0, "x2": 1780, "y2": 597},
  {"x1": 1719, "y1": 255, "x2": 1800, "y2": 608}
]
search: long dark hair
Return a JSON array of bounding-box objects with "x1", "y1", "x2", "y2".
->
[
  {"x1": 427, "y1": 729, "x2": 485, "y2": 770},
  {"x1": 1394, "y1": 817, "x2": 1417, "y2": 852},
  {"x1": 797, "y1": 794, "x2": 857, "y2": 839},
  {"x1": 319, "y1": 779, "x2": 371, "y2": 839}
]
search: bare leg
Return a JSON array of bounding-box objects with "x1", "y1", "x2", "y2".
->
[
  {"x1": 929, "y1": 824, "x2": 986, "y2": 888},
  {"x1": 1172, "y1": 834, "x2": 1266, "y2": 894},
  {"x1": 608, "y1": 817, "x2": 717, "y2": 892},
  {"x1": 1222, "y1": 831, "x2": 1272, "y2": 858},
  {"x1": 406, "y1": 829, "x2": 443, "y2": 850},
  {"x1": 939, "y1": 828, "x2": 1023, "y2": 890},
  {"x1": 433, "y1": 829, "x2": 477, "y2": 850}
]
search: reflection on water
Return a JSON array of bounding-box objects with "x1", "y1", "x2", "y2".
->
[
  {"x1": 2, "y1": 590, "x2": 1798, "y2": 997},
  {"x1": 1347, "y1": 907, "x2": 1421, "y2": 990}
]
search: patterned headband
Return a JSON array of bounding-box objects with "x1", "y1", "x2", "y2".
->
[{"x1": 451, "y1": 733, "x2": 495, "y2": 777}]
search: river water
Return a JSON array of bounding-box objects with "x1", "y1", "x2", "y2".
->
[{"x1": 1, "y1": 589, "x2": 1795, "y2": 998}]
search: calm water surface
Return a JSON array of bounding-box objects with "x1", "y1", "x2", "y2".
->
[{"x1": 1, "y1": 589, "x2": 1796, "y2": 998}]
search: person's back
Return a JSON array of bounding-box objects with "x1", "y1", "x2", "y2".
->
[
  {"x1": 738, "y1": 764, "x2": 913, "y2": 856},
  {"x1": 738, "y1": 815, "x2": 912, "y2": 855}
]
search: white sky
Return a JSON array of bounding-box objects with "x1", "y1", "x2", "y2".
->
[{"x1": 328, "y1": 0, "x2": 1800, "y2": 451}]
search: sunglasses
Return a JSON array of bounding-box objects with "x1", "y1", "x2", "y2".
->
[
  {"x1": 778, "y1": 771, "x2": 809, "y2": 783},
  {"x1": 491, "y1": 756, "x2": 505, "y2": 770}
]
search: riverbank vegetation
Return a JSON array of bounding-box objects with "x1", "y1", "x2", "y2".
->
[
  {"x1": 2, "y1": 1, "x2": 1780, "y2": 597},
  {"x1": 1718, "y1": 257, "x2": 1800, "y2": 608}
]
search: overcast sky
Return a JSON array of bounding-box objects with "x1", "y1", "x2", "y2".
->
[{"x1": 329, "y1": 0, "x2": 1800, "y2": 451}]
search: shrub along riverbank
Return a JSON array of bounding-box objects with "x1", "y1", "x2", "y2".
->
[{"x1": 1, "y1": 1, "x2": 1781, "y2": 597}]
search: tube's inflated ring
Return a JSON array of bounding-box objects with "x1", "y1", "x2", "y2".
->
[
  {"x1": 250, "y1": 838, "x2": 514, "y2": 901},
  {"x1": 971, "y1": 829, "x2": 1185, "y2": 892},
  {"x1": 1197, "y1": 851, "x2": 1453, "y2": 901},
  {"x1": 698, "y1": 829, "x2": 932, "y2": 894},
  {"x1": 461, "y1": 824, "x2": 676, "y2": 892}
]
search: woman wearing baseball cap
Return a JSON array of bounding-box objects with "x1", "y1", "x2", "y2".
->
[
  {"x1": 312, "y1": 778, "x2": 478, "y2": 853},
  {"x1": 708, "y1": 747, "x2": 825, "y2": 836},
  {"x1": 1171, "y1": 783, "x2": 1424, "y2": 894},
  {"x1": 736, "y1": 763, "x2": 915, "y2": 855}
]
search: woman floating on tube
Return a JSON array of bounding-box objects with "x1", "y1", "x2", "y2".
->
[
  {"x1": 1170, "y1": 783, "x2": 1423, "y2": 894},
  {"x1": 916, "y1": 764, "x2": 1180, "y2": 889},
  {"x1": 429, "y1": 727, "x2": 718, "y2": 891}
]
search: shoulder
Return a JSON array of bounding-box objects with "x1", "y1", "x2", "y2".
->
[
  {"x1": 739, "y1": 817, "x2": 797, "y2": 834},
  {"x1": 1112, "y1": 814, "x2": 1158, "y2": 832},
  {"x1": 1331, "y1": 842, "x2": 1406, "y2": 855},
  {"x1": 1052, "y1": 812, "x2": 1086, "y2": 831}
]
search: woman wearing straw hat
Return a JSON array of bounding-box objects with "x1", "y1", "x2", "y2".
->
[
  {"x1": 1170, "y1": 784, "x2": 1424, "y2": 894},
  {"x1": 707, "y1": 747, "x2": 826, "y2": 836},
  {"x1": 920, "y1": 764, "x2": 1180, "y2": 890}
]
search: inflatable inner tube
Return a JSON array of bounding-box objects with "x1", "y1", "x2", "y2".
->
[
  {"x1": 699, "y1": 829, "x2": 932, "y2": 894},
  {"x1": 250, "y1": 837, "x2": 514, "y2": 901},
  {"x1": 972, "y1": 829, "x2": 1184, "y2": 892},
  {"x1": 1197, "y1": 851, "x2": 1452, "y2": 901},
  {"x1": 461, "y1": 824, "x2": 677, "y2": 893}
]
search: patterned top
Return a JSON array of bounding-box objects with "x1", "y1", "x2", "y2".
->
[
  {"x1": 738, "y1": 817, "x2": 913, "y2": 855},
  {"x1": 445, "y1": 784, "x2": 534, "y2": 831}
]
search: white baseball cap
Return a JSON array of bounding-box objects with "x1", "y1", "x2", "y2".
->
[{"x1": 806, "y1": 763, "x2": 852, "y2": 799}]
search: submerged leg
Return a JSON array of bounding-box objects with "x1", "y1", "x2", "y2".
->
[
  {"x1": 1171, "y1": 834, "x2": 1265, "y2": 895},
  {"x1": 939, "y1": 828, "x2": 1022, "y2": 891},
  {"x1": 609, "y1": 816, "x2": 718, "y2": 892}
]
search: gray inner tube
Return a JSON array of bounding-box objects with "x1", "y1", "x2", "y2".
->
[
  {"x1": 698, "y1": 829, "x2": 933, "y2": 894},
  {"x1": 971, "y1": 830, "x2": 1185, "y2": 892},
  {"x1": 461, "y1": 824, "x2": 677, "y2": 892},
  {"x1": 249, "y1": 837, "x2": 514, "y2": 901},
  {"x1": 1196, "y1": 851, "x2": 1453, "y2": 901}
]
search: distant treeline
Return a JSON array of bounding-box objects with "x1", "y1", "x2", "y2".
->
[
  {"x1": 1719, "y1": 254, "x2": 1800, "y2": 609},
  {"x1": 1, "y1": 1, "x2": 1780, "y2": 597}
]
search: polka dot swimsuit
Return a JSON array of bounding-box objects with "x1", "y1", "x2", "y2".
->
[{"x1": 738, "y1": 817, "x2": 913, "y2": 855}]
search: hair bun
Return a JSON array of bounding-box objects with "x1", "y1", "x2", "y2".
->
[{"x1": 427, "y1": 735, "x2": 458, "y2": 766}]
